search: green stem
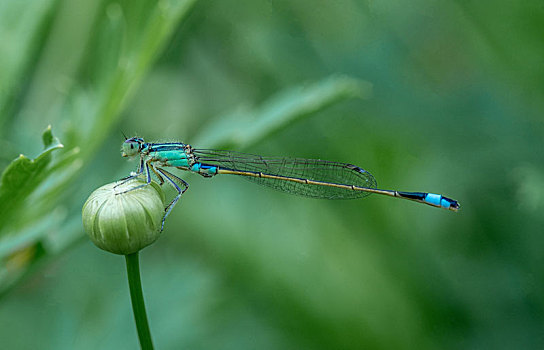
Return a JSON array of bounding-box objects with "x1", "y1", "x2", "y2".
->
[{"x1": 125, "y1": 252, "x2": 154, "y2": 350}]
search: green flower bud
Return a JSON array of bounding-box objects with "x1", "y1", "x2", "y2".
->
[{"x1": 82, "y1": 179, "x2": 166, "y2": 255}]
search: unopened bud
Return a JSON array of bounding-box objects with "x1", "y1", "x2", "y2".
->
[{"x1": 82, "y1": 179, "x2": 165, "y2": 255}]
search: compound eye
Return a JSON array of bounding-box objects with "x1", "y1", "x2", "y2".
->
[{"x1": 122, "y1": 140, "x2": 140, "y2": 157}]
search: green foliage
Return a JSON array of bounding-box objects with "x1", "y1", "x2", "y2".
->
[
  {"x1": 0, "y1": 0, "x2": 199, "y2": 299},
  {"x1": 0, "y1": 126, "x2": 63, "y2": 234},
  {"x1": 1, "y1": 0, "x2": 543, "y2": 349},
  {"x1": 194, "y1": 75, "x2": 372, "y2": 149}
]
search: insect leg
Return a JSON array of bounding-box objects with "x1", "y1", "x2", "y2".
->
[
  {"x1": 115, "y1": 156, "x2": 146, "y2": 188},
  {"x1": 156, "y1": 167, "x2": 189, "y2": 231},
  {"x1": 116, "y1": 159, "x2": 154, "y2": 194}
]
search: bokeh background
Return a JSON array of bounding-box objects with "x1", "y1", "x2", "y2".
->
[{"x1": 1, "y1": 0, "x2": 543, "y2": 349}]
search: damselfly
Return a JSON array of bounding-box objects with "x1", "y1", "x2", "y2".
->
[{"x1": 118, "y1": 137, "x2": 460, "y2": 230}]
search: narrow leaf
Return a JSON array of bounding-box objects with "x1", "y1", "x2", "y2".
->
[{"x1": 194, "y1": 75, "x2": 372, "y2": 149}]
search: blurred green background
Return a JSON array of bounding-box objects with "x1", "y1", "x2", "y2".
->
[{"x1": 1, "y1": 0, "x2": 543, "y2": 349}]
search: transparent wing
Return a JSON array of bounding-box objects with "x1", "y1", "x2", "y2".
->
[{"x1": 193, "y1": 149, "x2": 377, "y2": 199}]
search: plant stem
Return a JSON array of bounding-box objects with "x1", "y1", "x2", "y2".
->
[{"x1": 125, "y1": 252, "x2": 154, "y2": 350}]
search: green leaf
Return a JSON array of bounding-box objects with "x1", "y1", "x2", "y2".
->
[
  {"x1": 0, "y1": 126, "x2": 63, "y2": 235},
  {"x1": 41, "y1": 124, "x2": 54, "y2": 148},
  {"x1": 193, "y1": 75, "x2": 372, "y2": 149},
  {"x1": 80, "y1": 0, "x2": 199, "y2": 158},
  {"x1": 0, "y1": 0, "x2": 59, "y2": 125}
]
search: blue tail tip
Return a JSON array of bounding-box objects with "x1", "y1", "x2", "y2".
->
[
  {"x1": 424, "y1": 193, "x2": 460, "y2": 211},
  {"x1": 442, "y1": 196, "x2": 460, "y2": 211},
  {"x1": 398, "y1": 191, "x2": 460, "y2": 211}
]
